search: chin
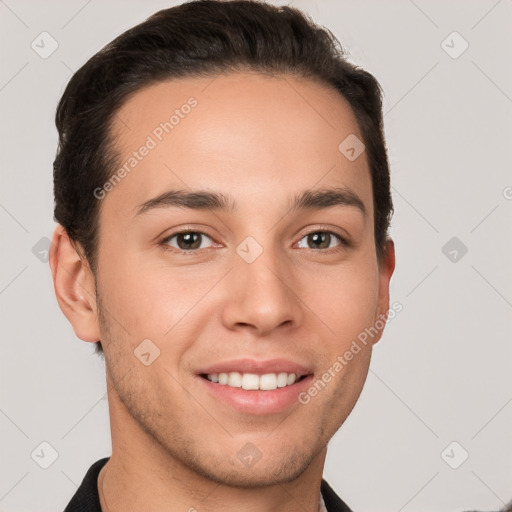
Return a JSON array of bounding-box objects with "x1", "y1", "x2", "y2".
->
[
  {"x1": 199, "y1": 459, "x2": 311, "y2": 489},
  {"x1": 179, "y1": 441, "x2": 319, "y2": 489}
]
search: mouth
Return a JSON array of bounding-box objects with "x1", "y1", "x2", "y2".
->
[
  {"x1": 199, "y1": 372, "x2": 309, "y2": 391},
  {"x1": 195, "y1": 359, "x2": 314, "y2": 414}
]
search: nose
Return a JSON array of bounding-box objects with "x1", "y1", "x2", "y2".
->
[{"x1": 220, "y1": 243, "x2": 303, "y2": 337}]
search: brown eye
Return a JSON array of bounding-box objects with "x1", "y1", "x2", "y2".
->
[
  {"x1": 165, "y1": 231, "x2": 214, "y2": 251},
  {"x1": 297, "y1": 231, "x2": 343, "y2": 250}
]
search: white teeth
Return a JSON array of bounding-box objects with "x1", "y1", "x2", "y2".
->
[
  {"x1": 259, "y1": 373, "x2": 277, "y2": 390},
  {"x1": 228, "y1": 371, "x2": 242, "y2": 387},
  {"x1": 206, "y1": 371, "x2": 300, "y2": 390},
  {"x1": 287, "y1": 373, "x2": 296, "y2": 386},
  {"x1": 241, "y1": 373, "x2": 259, "y2": 390},
  {"x1": 276, "y1": 372, "x2": 289, "y2": 388}
]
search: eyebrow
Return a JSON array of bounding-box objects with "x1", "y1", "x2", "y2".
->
[
  {"x1": 134, "y1": 187, "x2": 366, "y2": 217},
  {"x1": 135, "y1": 190, "x2": 235, "y2": 217},
  {"x1": 291, "y1": 187, "x2": 365, "y2": 215}
]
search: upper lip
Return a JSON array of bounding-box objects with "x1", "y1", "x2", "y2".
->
[{"x1": 197, "y1": 358, "x2": 313, "y2": 377}]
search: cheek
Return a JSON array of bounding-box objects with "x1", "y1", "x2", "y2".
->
[
  {"x1": 96, "y1": 242, "x2": 170, "y2": 338},
  {"x1": 96, "y1": 246, "x2": 223, "y2": 346},
  {"x1": 303, "y1": 260, "x2": 380, "y2": 348}
]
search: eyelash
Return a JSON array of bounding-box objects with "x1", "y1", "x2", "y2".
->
[
  {"x1": 160, "y1": 229, "x2": 219, "y2": 255},
  {"x1": 159, "y1": 227, "x2": 349, "y2": 255}
]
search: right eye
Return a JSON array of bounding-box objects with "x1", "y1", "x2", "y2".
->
[{"x1": 161, "y1": 230, "x2": 217, "y2": 252}]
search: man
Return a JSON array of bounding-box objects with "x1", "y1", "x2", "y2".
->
[{"x1": 50, "y1": 1, "x2": 395, "y2": 510}]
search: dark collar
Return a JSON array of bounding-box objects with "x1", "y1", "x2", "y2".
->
[
  {"x1": 64, "y1": 457, "x2": 107, "y2": 512},
  {"x1": 64, "y1": 457, "x2": 353, "y2": 512}
]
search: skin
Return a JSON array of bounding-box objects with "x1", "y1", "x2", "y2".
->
[{"x1": 50, "y1": 71, "x2": 395, "y2": 512}]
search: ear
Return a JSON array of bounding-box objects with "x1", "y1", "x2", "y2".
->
[
  {"x1": 372, "y1": 239, "x2": 396, "y2": 344},
  {"x1": 49, "y1": 224, "x2": 101, "y2": 343}
]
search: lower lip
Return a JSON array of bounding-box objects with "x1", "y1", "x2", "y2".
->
[{"x1": 198, "y1": 375, "x2": 314, "y2": 415}]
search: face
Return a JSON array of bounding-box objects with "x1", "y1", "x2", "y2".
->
[{"x1": 88, "y1": 72, "x2": 394, "y2": 486}]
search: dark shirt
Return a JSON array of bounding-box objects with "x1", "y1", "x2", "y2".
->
[{"x1": 64, "y1": 457, "x2": 353, "y2": 512}]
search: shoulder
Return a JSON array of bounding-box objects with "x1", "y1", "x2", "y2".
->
[
  {"x1": 63, "y1": 457, "x2": 109, "y2": 512},
  {"x1": 321, "y1": 479, "x2": 354, "y2": 512}
]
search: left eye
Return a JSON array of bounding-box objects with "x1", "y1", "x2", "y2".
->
[
  {"x1": 297, "y1": 231, "x2": 343, "y2": 250},
  {"x1": 164, "y1": 231, "x2": 215, "y2": 251}
]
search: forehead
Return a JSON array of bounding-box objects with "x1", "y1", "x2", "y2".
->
[{"x1": 106, "y1": 71, "x2": 372, "y2": 218}]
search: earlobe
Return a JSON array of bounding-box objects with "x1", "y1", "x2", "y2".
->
[
  {"x1": 49, "y1": 225, "x2": 101, "y2": 343},
  {"x1": 373, "y1": 239, "x2": 396, "y2": 344}
]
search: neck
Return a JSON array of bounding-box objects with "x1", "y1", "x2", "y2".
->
[{"x1": 99, "y1": 372, "x2": 327, "y2": 512}]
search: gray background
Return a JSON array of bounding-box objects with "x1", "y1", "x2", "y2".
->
[{"x1": 1, "y1": 1, "x2": 511, "y2": 510}]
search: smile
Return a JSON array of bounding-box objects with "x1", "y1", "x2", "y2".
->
[{"x1": 202, "y1": 372, "x2": 307, "y2": 390}]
